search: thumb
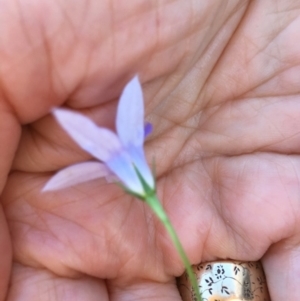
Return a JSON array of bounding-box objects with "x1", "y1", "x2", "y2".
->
[{"x1": 0, "y1": 102, "x2": 19, "y2": 300}]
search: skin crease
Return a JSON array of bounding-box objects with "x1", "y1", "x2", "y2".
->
[{"x1": 0, "y1": 0, "x2": 300, "y2": 299}]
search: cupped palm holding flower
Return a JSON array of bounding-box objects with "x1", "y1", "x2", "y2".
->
[{"x1": 1, "y1": 2, "x2": 300, "y2": 301}]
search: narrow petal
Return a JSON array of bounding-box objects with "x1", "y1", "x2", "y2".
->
[
  {"x1": 53, "y1": 108, "x2": 122, "y2": 162},
  {"x1": 116, "y1": 75, "x2": 144, "y2": 147},
  {"x1": 106, "y1": 151, "x2": 145, "y2": 195},
  {"x1": 43, "y1": 161, "x2": 111, "y2": 191},
  {"x1": 127, "y1": 145, "x2": 155, "y2": 189}
]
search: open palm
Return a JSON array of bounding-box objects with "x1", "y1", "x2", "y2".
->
[{"x1": 0, "y1": 1, "x2": 299, "y2": 300}]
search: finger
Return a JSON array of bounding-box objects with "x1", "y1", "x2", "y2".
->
[
  {"x1": 2, "y1": 170, "x2": 169, "y2": 282},
  {"x1": 7, "y1": 263, "x2": 108, "y2": 301},
  {"x1": 263, "y1": 240, "x2": 300, "y2": 300},
  {"x1": 0, "y1": 0, "x2": 229, "y2": 122},
  {"x1": 0, "y1": 206, "x2": 11, "y2": 301},
  {"x1": 108, "y1": 278, "x2": 181, "y2": 301}
]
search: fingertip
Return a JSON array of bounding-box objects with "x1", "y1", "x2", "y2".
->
[{"x1": 263, "y1": 241, "x2": 300, "y2": 300}]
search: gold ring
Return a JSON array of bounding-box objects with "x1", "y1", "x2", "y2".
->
[{"x1": 178, "y1": 261, "x2": 270, "y2": 301}]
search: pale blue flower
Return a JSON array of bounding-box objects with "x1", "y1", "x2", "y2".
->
[{"x1": 43, "y1": 76, "x2": 155, "y2": 197}]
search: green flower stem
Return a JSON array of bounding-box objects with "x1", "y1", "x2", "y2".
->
[{"x1": 145, "y1": 193, "x2": 202, "y2": 301}]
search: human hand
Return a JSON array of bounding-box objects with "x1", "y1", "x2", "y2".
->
[{"x1": 0, "y1": 1, "x2": 299, "y2": 300}]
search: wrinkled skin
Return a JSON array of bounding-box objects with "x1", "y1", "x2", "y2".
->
[{"x1": 0, "y1": 0, "x2": 300, "y2": 300}]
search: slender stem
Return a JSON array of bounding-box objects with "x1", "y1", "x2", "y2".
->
[{"x1": 145, "y1": 194, "x2": 202, "y2": 301}]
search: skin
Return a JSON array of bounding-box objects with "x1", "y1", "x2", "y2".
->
[{"x1": 0, "y1": 0, "x2": 299, "y2": 300}]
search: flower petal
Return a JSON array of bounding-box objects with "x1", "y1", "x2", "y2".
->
[
  {"x1": 127, "y1": 145, "x2": 154, "y2": 189},
  {"x1": 43, "y1": 161, "x2": 111, "y2": 191},
  {"x1": 53, "y1": 108, "x2": 122, "y2": 162},
  {"x1": 116, "y1": 75, "x2": 145, "y2": 147},
  {"x1": 106, "y1": 151, "x2": 145, "y2": 195}
]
